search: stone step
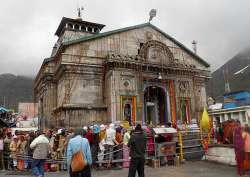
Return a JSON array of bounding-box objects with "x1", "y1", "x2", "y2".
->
[{"x1": 183, "y1": 139, "x2": 201, "y2": 146}]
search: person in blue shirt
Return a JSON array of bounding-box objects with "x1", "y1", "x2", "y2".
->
[{"x1": 67, "y1": 128, "x2": 92, "y2": 177}]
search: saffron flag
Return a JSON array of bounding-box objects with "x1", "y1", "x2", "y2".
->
[{"x1": 200, "y1": 107, "x2": 210, "y2": 132}]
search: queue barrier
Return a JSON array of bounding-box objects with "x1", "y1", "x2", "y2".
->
[{"x1": 2, "y1": 131, "x2": 207, "y2": 170}]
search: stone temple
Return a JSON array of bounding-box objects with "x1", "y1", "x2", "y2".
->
[{"x1": 34, "y1": 15, "x2": 210, "y2": 129}]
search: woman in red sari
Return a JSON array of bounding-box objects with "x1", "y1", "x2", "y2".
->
[{"x1": 234, "y1": 126, "x2": 245, "y2": 176}]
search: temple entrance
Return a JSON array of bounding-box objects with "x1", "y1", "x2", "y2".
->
[
  {"x1": 144, "y1": 86, "x2": 167, "y2": 125},
  {"x1": 121, "y1": 96, "x2": 137, "y2": 125},
  {"x1": 124, "y1": 103, "x2": 132, "y2": 125}
]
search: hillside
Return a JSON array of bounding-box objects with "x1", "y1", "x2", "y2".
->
[
  {"x1": 207, "y1": 48, "x2": 250, "y2": 102},
  {"x1": 0, "y1": 74, "x2": 34, "y2": 111}
]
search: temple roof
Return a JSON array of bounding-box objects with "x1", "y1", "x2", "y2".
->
[
  {"x1": 55, "y1": 17, "x2": 106, "y2": 36},
  {"x1": 62, "y1": 22, "x2": 210, "y2": 67}
]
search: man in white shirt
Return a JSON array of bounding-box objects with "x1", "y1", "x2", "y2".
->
[
  {"x1": 30, "y1": 131, "x2": 50, "y2": 177},
  {"x1": 105, "y1": 123, "x2": 118, "y2": 167}
]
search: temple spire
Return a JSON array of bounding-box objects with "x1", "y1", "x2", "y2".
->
[{"x1": 77, "y1": 6, "x2": 84, "y2": 20}]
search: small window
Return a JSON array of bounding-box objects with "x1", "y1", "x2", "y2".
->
[
  {"x1": 216, "y1": 116, "x2": 221, "y2": 123},
  {"x1": 68, "y1": 23, "x2": 73, "y2": 29},
  {"x1": 75, "y1": 24, "x2": 79, "y2": 30},
  {"x1": 242, "y1": 111, "x2": 246, "y2": 122},
  {"x1": 221, "y1": 114, "x2": 225, "y2": 122},
  {"x1": 81, "y1": 26, "x2": 86, "y2": 32},
  {"x1": 233, "y1": 112, "x2": 238, "y2": 120},
  {"x1": 87, "y1": 27, "x2": 92, "y2": 32}
]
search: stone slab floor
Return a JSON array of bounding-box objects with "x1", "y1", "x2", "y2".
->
[{"x1": 0, "y1": 161, "x2": 240, "y2": 177}]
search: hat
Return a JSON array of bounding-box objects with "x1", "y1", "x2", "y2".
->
[
  {"x1": 100, "y1": 124, "x2": 105, "y2": 130},
  {"x1": 135, "y1": 124, "x2": 142, "y2": 131},
  {"x1": 109, "y1": 123, "x2": 115, "y2": 129},
  {"x1": 57, "y1": 129, "x2": 62, "y2": 134},
  {"x1": 83, "y1": 126, "x2": 88, "y2": 131},
  {"x1": 93, "y1": 124, "x2": 100, "y2": 134}
]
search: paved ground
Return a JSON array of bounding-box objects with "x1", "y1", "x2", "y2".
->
[{"x1": 0, "y1": 161, "x2": 240, "y2": 177}]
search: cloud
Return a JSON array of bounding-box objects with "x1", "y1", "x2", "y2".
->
[{"x1": 0, "y1": 0, "x2": 250, "y2": 76}]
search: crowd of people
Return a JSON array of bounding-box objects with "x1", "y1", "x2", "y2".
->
[{"x1": 0, "y1": 123, "x2": 151, "y2": 177}]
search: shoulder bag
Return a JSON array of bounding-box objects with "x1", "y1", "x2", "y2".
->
[{"x1": 71, "y1": 138, "x2": 87, "y2": 172}]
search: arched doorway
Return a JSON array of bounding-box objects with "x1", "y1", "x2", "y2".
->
[
  {"x1": 144, "y1": 86, "x2": 167, "y2": 125},
  {"x1": 124, "y1": 103, "x2": 132, "y2": 125}
]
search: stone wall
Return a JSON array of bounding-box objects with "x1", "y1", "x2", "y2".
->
[
  {"x1": 55, "y1": 108, "x2": 107, "y2": 128},
  {"x1": 39, "y1": 82, "x2": 57, "y2": 129},
  {"x1": 65, "y1": 26, "x2": 209, "y2": 71}
]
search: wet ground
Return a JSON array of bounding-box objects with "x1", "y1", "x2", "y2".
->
[{"x1": 0, "y1": 161, "x2": 240, "y2": 177}]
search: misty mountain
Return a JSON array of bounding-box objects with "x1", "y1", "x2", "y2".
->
[
  {"x1": 0, "y1": 74, "x2": 34, "y2": 111},
  {"x1": 207, "y1": 48, "x2": 250, "y2": 102}
]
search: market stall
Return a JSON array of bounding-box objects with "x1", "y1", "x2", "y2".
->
[{"x1": 151, "y1": 127, "x2": 178, "y2": 167}]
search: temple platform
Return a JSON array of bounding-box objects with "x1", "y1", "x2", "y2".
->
[{"x1": 206, "y1": 144, "x2": 236, "y2": 166}]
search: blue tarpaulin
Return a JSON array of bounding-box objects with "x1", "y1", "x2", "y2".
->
[{"x1": 0, "y1": 107, "x2": 9, "y2": 113}]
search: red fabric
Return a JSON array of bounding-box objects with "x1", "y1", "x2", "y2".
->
[
  {"x1": 234, "y1": 126, "x2": 245, "y2": 175},
  {"x1": 146, "y1": 127, "x2": 154, "y2": 156},
  {"x1": 17, "y1": 160, "x2": 24, "y2": 171},
  {"x1": 202, "y1": 139, "x2": 209, "y2": 155},
  {"x1": 223, "y1": 121, "x2": 238, "y2": 143},
  {"x1": 165, "y1": 134, "x2": 173, "y2": 142},
  {"x1": 217, "y1": 135, "x2": 222, "y2": 144},
  {"x1": 44, "y1": 163, "x2": 49, "y2": 172},
  {"x1": 236, "y1": 151, "x2": 245, "y2": 175},
  {"x1": 86, "y1": 130, "x2": 93, "y2": 145}
]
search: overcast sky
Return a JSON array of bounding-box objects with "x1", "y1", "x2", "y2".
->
[{"x1": 0, "y1": 0, "x2": 250, "y2": 76}]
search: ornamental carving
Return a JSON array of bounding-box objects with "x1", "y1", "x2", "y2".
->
[
  {"x1": 178, "y1": 81, "x2": 190, "y2": 94},
  {"x1": 120, "y1": 74, "x2": 135, "y2": 91},
  {"x1": 107, "y1": 53, "x2": 142, "y2": 61},
  {"x1": 139, "y1": 40, "x2": 174, "y2": 65}
]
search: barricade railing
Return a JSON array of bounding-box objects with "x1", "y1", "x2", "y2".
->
[
  {"x1": 2, "y1": 132, "x2": 207, "y2": 170},
  {"x1": 2, "y1": 144, "x2": 205, "y2": 170}
]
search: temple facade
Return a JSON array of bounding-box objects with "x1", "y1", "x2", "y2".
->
[{"x1": 34, "y1": 16, "x2": 210, "y2": 129}]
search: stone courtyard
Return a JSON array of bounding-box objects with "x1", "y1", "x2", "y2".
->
[{"x1": 0, "y1": 161, "x2": 239, "y2": 177}]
